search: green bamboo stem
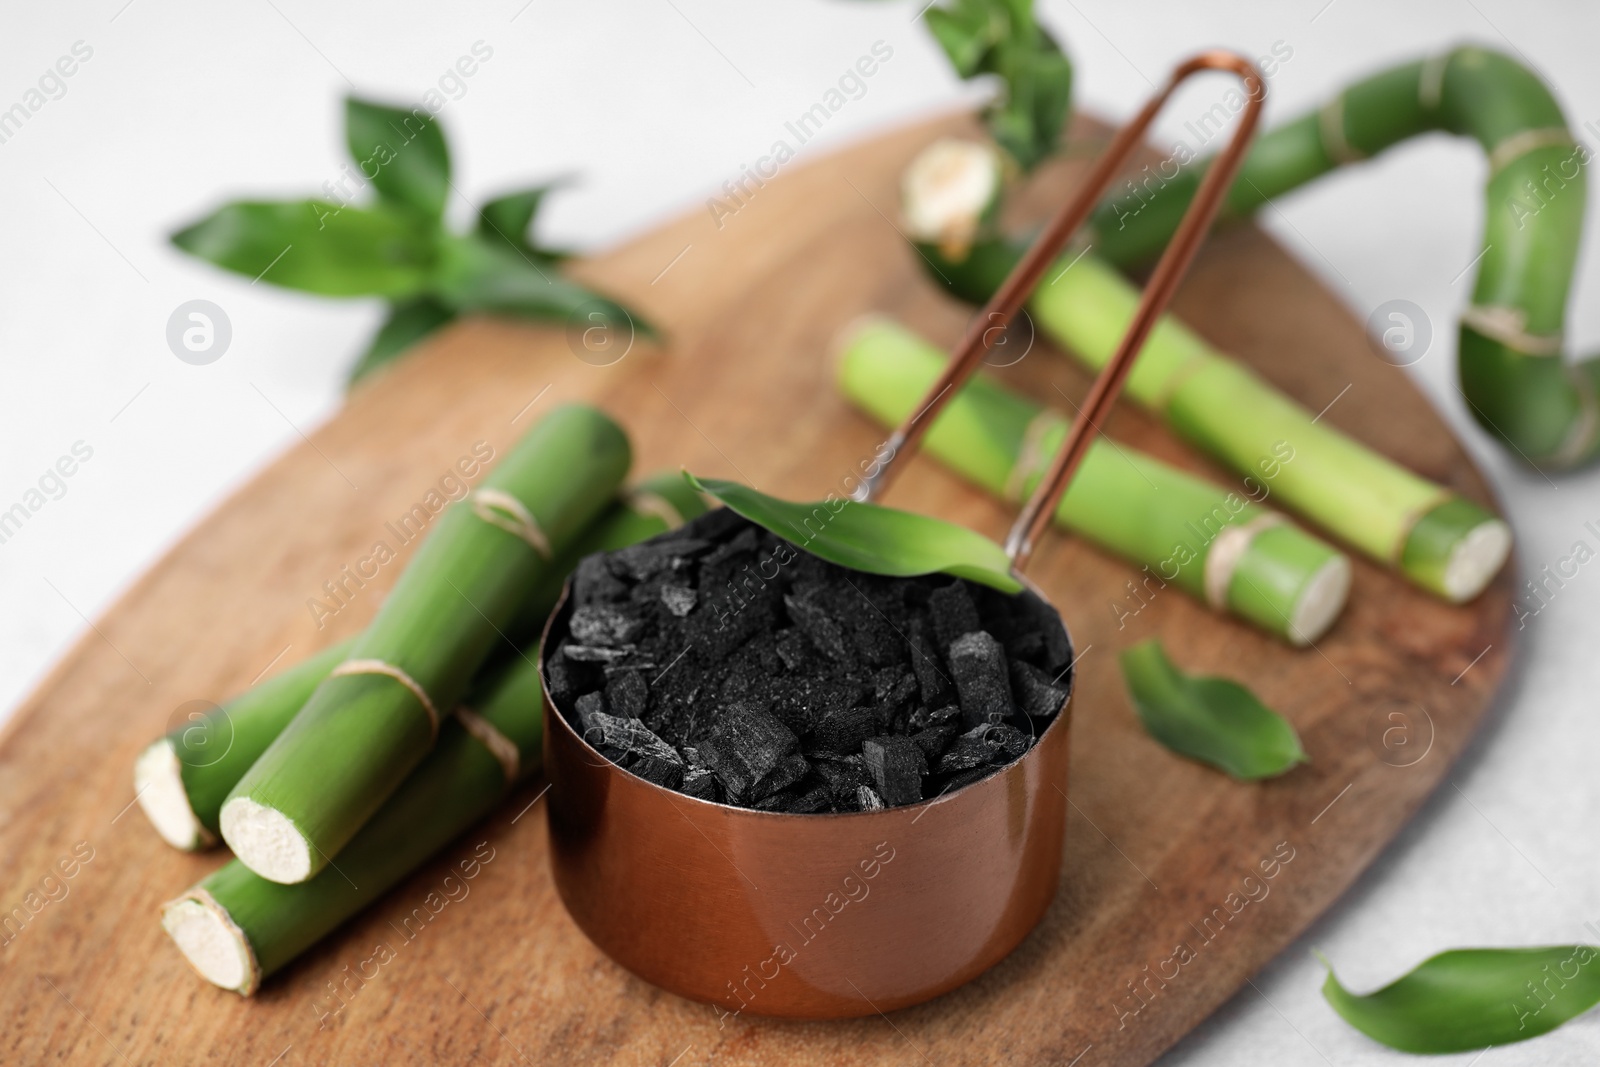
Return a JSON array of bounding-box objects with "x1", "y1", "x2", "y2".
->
[
  {"x1": 135, "y1": 639, "x2": 354, "y2": 850},
  {"x1": 836, "y1": 317, "x2": 1352, "y2": 644},
  {"x1": 161, "y1": 475, "x2": 708, "y2": 993},
  {"x1": 220, "y1": 405, "x2": 630, "y2": 884},
  {"x1": 135, "y1": 473, "x2": 702, "y2": 852},
  {"x1": 1088, "y1": 45, "x2": 1596, "y2": 469},
  {"x1": 1027, "y1": 251, "x2": 1511, "y2": 602}
]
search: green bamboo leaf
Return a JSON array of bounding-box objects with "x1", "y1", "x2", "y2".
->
[
  {"x1": 1322, "y1": 946, "x2": 1600, "y2": 1053},
  {"x1": 685, "y1": 473, "x2": 1022, "y2": 594},
  {"x1": 171, "y1": 201, "x2": 435, "y2": 297},
  {"x1": 349, "y1": 296, "x2": 457, "y2": 384},
  {"x1": 1119, "y1": 640, "x2": 1306, "y2": 778},
  {"x1": 432, "y1": 233, "x2": 655, "y2": 338},
  {"x1": 918, "y1": 0, "x2": 1071, "y2": 171},
  {"x1": 477, "y1": 183, "x2": 572, "y2": 262},
  {"x1": 344, "y1": 97, "x2": 450, "y2": 221}
]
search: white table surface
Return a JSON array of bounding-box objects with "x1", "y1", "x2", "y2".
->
[{"x1": 4, "y1": 1, "x2": 1598, "y2": 1062}]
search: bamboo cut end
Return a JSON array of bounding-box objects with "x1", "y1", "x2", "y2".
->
[
  {"x1": 220, "y1": 797, "x2": 313, "y2": 884},
  {"x1": 1289, "y1": 555, "x2": 1353, "y2": 646},
  {"x1": 1442, "y1": 518, "x2": 1512, "y2": 603},
  {"x1": 133, "y1": 740, "x2": 213, "y2": 851},
  {"x1": 161, "y1": 893, "x2": 258, "y2": 995}
]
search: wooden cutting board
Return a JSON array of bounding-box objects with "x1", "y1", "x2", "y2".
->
[{"x1": 0, "y1": 112, "x2": 1512, "y2": 1066}]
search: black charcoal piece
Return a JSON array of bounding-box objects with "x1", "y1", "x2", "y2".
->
[
  {"x1": 937, "y1": 724, "x2": 1001, "y2": 773},
  {"x1": 909, "y1": 704, "x2": 961, "y2": 731},
  {"x1": 569, "y1": 604, "x2": 639, "y2": 647},
  {"x1": 573, "y1": 553, "x2": 628, "y2": 605},
  {"x1": 774, "y1": 628, "x2": 814, "y2": 672},
  {"x1": 806, "y1": 705, "x2": 878, "y2": 756},
  {"x1": 608, "y1": 540, "x2": 698, "y2": 582},
  {"x1": 908, "y1": 618, "x2": 953, "y2": 707},
  {"x1": 949, "y1": 631, "x2": 1016, "y2": 728},
  {"x1": 697, "y1": 702, "x2": 801, "y2": 801},
  {"x1": 661, "y1": 584, "x2": 697, "y2": 617},
  {"x1": 550, "y1": 510, "x2": 1063, "y2": 812},
  {"x1": 680, "y1": 764, "x2": 720, "y2": 802},
  {"x1": 784, "y1": 592, "x2": 853, "y2": 664},
  {"x1": 632, "y1": 755, "x2": 685, "y2": 790},
  {"x1": 813, "y1": 754, "x2": 871, "y2": 802},
  {"x1": 546, "y1": 650, "x2": 598, "y2": 707},
  {"x1": 574, "y1": 691, "x2": 609, "y2": 733},
  {"x1": 929, "y1": 581, "x2": 982, "y2": 651},
  {"x1": 561, "y1": 644, "x2": 633, "y2": 664},
  {"x1": 862, "y1": 736, "x2": 927, "y2": 806},
  {"x1": 605, "y1": 669, "x2": 649, "y2": 719},
  {"x1": 751, "y1": 752, "x2": 810, "y2": 800},
  {"x1": 1010, "y1": 659, "x2": 1069, "y2": 721},
  {"x1": 856, "y1": 785, "x2": 886, "y2": 811},
  {"x1": 910, "y1": 724, "x2": 960, "y2": 762}
]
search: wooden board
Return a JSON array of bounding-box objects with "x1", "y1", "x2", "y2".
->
[{"x1": 0, "y1": 112, "x2": 1512, "y2": 1066}]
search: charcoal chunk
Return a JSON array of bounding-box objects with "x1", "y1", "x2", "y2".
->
[
  {"x1": 813, "y1": 754, "x2": 870, "y2": 803},
  {"x1": 570, "y1": 604, "x2": 639, "y2": 647},
  {"x1": 934, "y1": 766, "x2": 993, "y2": 794},
  {"x1": 1010, "y1": 658, "x2": 1069, "y2": 721},
  {"x1": 573, "y1": 691, "x2": 609, "y2": 733},
  {"x1": 660, "y1": 584, "x2": 697, "y2": 617},
  {"x1": 632, "y1": 755, "x2": 685, "y2": 790},
  {"x1": 807, "y1": 705, "x2": 878, "y2": 756},
  {"x1": 929, "y1": 581, "x2": 982, "y2": 651},
  {"x1": 774, "y1": 628, "x2": 814, "y2": 672},
  {"x1": 698, "y1": 702, "x2": 801, "y2": 802},
  {"x1": 874, "y1": 668, "x2": 919, "y2": 710},
  {"x1": 856, "y1": 785, "x2": 886, "y2": 812},
  {"x1": 949, "y1": 631, "x2": 1015, "y2": 728},
  {"x1": 580, "y1": 708, "x2": 682, "y2": 766},
  {"x1": 908, "y1": 618, "x2": 952, "y2": 707},
  {"x1": 910, "y1": 723, "x2": 960, "y2": 762},
  {"x1": 546, "y1": 649, "x2": 599, "y2": 707},
  {"x1": 909, "y1": 704, "x2": 961, "y2": 731},
  {"x1": 680, "y1": 764, "x2": 720, "y2": 802},
  {"x1": 605, "y1": 669, "x2": 649, "y2": 719},
  {"x1": 862, "y1": 736, "x2": 927, "y2": 806},
  {"x1": 561, "y1": 644, "x2": 633, "y2": 664},
  {"x1": 937, "y1": 722, "x2": 1032, "y2": 774},
  {"x1": 573, "y1": 552, "x2": 629, "y2": 605},
  {"x1": 754, "y1": 778, "x2": 833, "y2": 813},
  {"x1": 784, "y1": 592, "x2": 852, "y2": 664},
  {"x1": 608, "y1": 539, "x2": 699, "y2": 582}
]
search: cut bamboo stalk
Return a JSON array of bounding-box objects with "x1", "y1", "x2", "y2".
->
[
  {"x1": 135, "y1": 639, "x2": 354, "y2": 850},
  {"x1": 162, "y1": 475, "x2": 708, "y2": 993},
  {"x1": 836, "y1": 316, "x2": 1351, "y2": 643},
  {"x1": 220, "y1": 405, "x2": 630, "y2": 883},
  {"x1": 1088, "y1": 46, "x2": 1596, "y2": 469},
  {"x1": 136, "y1": 473, "x2": 702, "y2": 852},
  {"x1": 899, "y1": 136, "x2": 1511, "y2": 602}
]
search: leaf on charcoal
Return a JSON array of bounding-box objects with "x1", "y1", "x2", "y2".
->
[
  {"x1": 1321, "y1": 946, "x2": 1600, "y2": 1053},
  {"x1": 685, "y1": 473, "x2": 1021, "y2": 594},
  {"x1": 1118, "y1": 639, "x2": 1305, "y2": 779}
]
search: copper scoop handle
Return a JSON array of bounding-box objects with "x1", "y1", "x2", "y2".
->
[{"x1": 863, "y1": 49, "x2": 1267, "y2": 575}]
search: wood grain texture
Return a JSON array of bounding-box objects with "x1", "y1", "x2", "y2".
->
[{"x1": 0, "y1": 113, "x2": 1512, "y2": 1066}]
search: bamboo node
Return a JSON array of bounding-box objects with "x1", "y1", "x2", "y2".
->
[
  {"x1": 1550, "y1": 368, "x2": 1600, "y2": 469},
  {"x1": 1418, "y1": 52, "x2": 1451, "y2": 112},
  {"x1": 1203, "y1": 513, "x2": 1282, "y2": 610},
  {"x1": 1487, "y1": 126, "x2": 1574, "y2": 178},
  {"x1": 1004, "y1": 409, "x2": 1066, "y2": 503},
  {"x1": 1461, "y1": 305, "x2": 1563, "y2": 356},
  {"x1": 624, "y1": 488, "x2": 687, "y2": 531},
  {"x1": 454, "y1": 706, "x2": 521, "y2": 784},
  {"x1": 471, "y1": 488, "x2": 553, "y2": 559},
  {"x1": 331, "y1": 659, "x2": 440, "y2": 734},
  {"x1": 1317, "y1": 96, "x2": 1365, "y2": 166}
]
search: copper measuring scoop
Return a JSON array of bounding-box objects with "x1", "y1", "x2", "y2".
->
[{"x1": 541, "y1": 51, "x2": 1265, "y2": 1020}]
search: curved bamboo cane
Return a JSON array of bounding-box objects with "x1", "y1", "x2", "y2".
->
[{"x1": 1090, "y1": 44, "x2": 1594, "y2": 469}]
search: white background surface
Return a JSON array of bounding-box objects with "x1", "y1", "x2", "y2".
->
[{"x1": 3, "y1": 1, "x2": 1598, "y2": 1062}]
